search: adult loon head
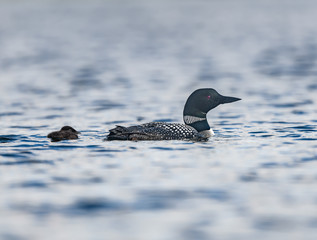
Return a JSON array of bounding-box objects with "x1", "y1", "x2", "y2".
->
[{"x1": 183, "y1": 88, "x2": 241, "y2": 133}]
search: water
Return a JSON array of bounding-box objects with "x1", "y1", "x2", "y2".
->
[{"x1": 1, "y1": 0, "x2": 317, "y2": 239}]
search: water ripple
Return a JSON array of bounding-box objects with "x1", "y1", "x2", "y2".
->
[
  {"x1": 0, "y1": 112, "x2": 23, "y2": 117},
  {"x1": 301, "y1": 156, "x2": 317, "y2": 162},
  {"x1": 272, "y1": 100, "x2": 313, "y2": 108},
  {"x1": 90, "y1": 100, "x2": 125, "y2": 111},
  {"x1": 135, "y1": 190, "x2": 189, "y2": 210},
  {"x1": 0, "y1": 160, "x2": 54, "y2": 165},
  {"x1": 195, "y1": 189, "x2": 230, "y2": 201},
  {"x1": 254, "y1": 216, "x2": 296, "y2": 230},
  {"x1": 0, "y1": 135, "x2": 18, "y2": 143},
  {"x1": 150, "y1": 147, "x2": 188, "y2": 151},
  {"x1": 295, "y1": 138, "x2": 317, "y2": 141},
  {"x1": 10, "y1": 180, "x2": 48, "y2": 188},
  {"x1": 65, "y1": 198, "x2": 124, "y2": 214}
]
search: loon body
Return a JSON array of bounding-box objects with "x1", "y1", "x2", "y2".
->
[
  {"x1": 107, "y1": 122, "x2": 210, "y2": 141},
  {"x1": 106, "y1": 88, "x2": 241, "y2": 141},
  {"x1": 47, "y1": 126, "x2": 80, "y2": 142}
]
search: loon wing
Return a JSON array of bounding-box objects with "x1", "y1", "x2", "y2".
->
[
  {"x1": 107, "y1": 124, "x2": 159, "y2": 141},
  {"x1": 106, "y1": 122, "x2": 201, "y2": 141}
]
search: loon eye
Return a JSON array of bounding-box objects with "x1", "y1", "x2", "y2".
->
[{"x1": 207, "y1": 95, "x2": 211, "y2": 100}]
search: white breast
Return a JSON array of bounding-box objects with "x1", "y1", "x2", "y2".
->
[{"x1": 199, "y1": 129, "x2": 214, "y2": 138}]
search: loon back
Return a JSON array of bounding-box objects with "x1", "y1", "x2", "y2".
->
[
  {"x1": 107, "y1": 122, "x2": 205, "y2": 141},
  {"x1": 106, "y1": 88, "x2": 241, "y2": 141}
]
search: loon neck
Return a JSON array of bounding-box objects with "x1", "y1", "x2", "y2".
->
[
  {"x1": 183, "y1": 94, "x2": 211, "y2": 132},
  {"x1": 183, "y1": 114, "x2": 210, "y2": 132}
]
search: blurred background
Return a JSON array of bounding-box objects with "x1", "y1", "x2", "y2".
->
[{"x1": 0, "y1": 0, "x2": 317, "y2": 239}]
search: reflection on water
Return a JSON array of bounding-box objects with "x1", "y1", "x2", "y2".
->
[{"x1": 1, "y1": 0, "x2": 317, "y2": 239}]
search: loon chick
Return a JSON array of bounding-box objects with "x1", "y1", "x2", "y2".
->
[
  {"x1": 106, "y1": 88, "x2": 241, "y2": 141},
  {"x1": 47, "y1": 126, "x2": 80, "y2": 142}
]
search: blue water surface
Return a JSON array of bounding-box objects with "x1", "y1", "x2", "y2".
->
[{"x1": 1, "y1": 0, "x2": 317, "y2": 239}]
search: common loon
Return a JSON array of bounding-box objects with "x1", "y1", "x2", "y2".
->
[
  {"x1": 47, "y1": 126, "x2": 80, "y2": 142},
  {"x1": 106, "y1": 88, "x2": 241, "y2": 141}
]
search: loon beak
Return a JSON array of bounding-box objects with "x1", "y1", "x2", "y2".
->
[{"x1": 220, "y1": 95, "x2": 241, "y2": 104}]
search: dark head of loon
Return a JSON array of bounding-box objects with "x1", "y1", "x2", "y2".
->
[
  {"x1": 60, "y1": 126, "x2": 80, "y2": 134},
  {"x1": 183, "y1": 88, "x2": 241, "y2": 132}
]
